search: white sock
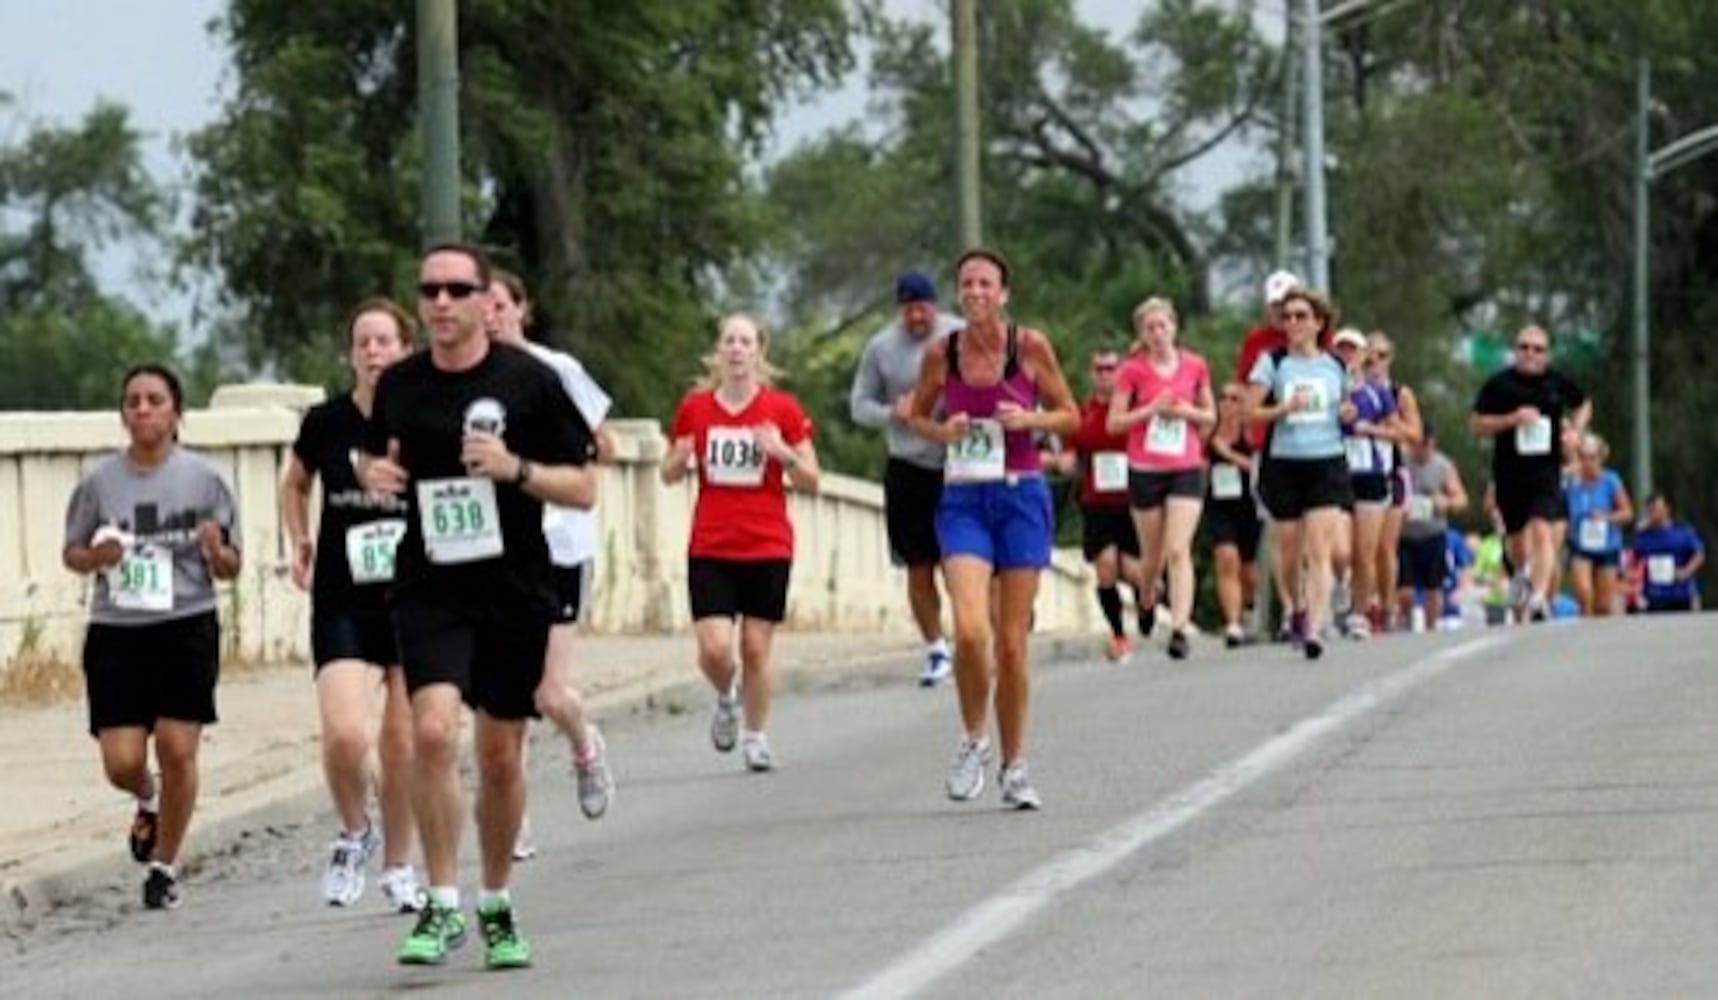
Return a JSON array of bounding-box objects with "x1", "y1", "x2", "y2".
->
[
  {"x1": 138, "y1": 776, "x2": 159, "y2": 812},
  {"x1": 741, "y1": 729, "x2": 765, "y2": 743},
  {"x1": 929, "y1": 638, "x2": 950, "y2": 658},
  {"x1": 478, "y1": 888, "x2": 511, "y2": 910},
  {"x1": 149, "y1": 860, "x2": 175, "y2": 878},
  {"x1": 429, "y1": 885, "x2": 459, "y2": 910}
]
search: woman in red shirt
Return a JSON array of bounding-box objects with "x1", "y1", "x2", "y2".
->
[
  {"x1": 662, "y1": 314, "x2": 820, "y2": 772},
  {"x1": 1107, "y1": 298, "x2": 1216, "y2": 658}
]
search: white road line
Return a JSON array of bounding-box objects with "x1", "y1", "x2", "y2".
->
[{"x1": 840, "y1": 634, "x2": 1507, "y2": 999}]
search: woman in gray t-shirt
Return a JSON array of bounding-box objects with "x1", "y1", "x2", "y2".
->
[{"x1": 61, "y1": 363, "x2": 241, "y2": 911}]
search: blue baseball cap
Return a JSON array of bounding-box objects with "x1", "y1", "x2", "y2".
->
[{"x1": 896, "y1": 272, "x2": 937, "y2": 304}]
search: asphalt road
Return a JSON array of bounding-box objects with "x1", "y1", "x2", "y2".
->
[{"x1": 6, "y1": 614, "x2": 1717, "y2": 999}]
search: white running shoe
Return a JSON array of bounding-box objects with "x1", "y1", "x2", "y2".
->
[
  {"x1": 999, "y1": 762, "x2": 1042, "y2": 811},
  {"x1": 945, "y1": 737, "x2": 991, "y2": 801},
  {"x1": 919, "y1": 646, "x2": 952, "y2": 687},
  {"x1": 321, "y1": 824, "x2": 376, "y2": 907},
  {"x1": 576, "y1": 725, "x2": 614, "y2": 819},
  {"x1": 741, "y1": 732, "x2": 775, "y2": 772},
  {"x1": 512, "y1": 816, "x2": 537, "y2": 861},
  {"x1": 710, "y1": 695, "x2": 740, "y2": 753},
  {"x1": 378, "y1": 864, "x2": 426, "y2": 914},
  {"x1": 1344, "y1": 611, "x2": 1371, "y2": 640}
]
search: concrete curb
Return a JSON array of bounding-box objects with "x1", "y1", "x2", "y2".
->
[{"x1": 2, "y1": 630, "x2": 1096, "y2": 928}]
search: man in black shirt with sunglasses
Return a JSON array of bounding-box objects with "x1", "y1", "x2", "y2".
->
[
  {"x1": 360, "y1": 241, "x2": 595, "y2": 971},
  {"x1": 1470, "y1": 324, "x2": 1589, "y2": 623}
]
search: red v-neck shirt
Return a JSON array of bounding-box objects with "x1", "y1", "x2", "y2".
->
[{"x1": 670, "y1": 386, "x2": 815, "y2": 560}]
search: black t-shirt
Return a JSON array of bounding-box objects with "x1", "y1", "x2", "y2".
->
[
  {"x1": 1472, "y1": 367, "x2": 1586, "y2": 480},
  {"x1": 366, "y1": 342, "x2": 592, "y2": 614},
  {"x1": 292, "y1": 394, "x2": 411, "y2": 615}
]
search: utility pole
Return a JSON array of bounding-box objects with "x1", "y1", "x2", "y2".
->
[
  {"x1": 418, "y1": 0, "x2": 461, "y2": 246},
  {"x1": 1274, "y1": 1, "x2": 1298, "y2": 270},
  {"x1": 1631, "y1": 59, "x2": 1652, "y2": 499},
  {"x1": 952, "y1": 0, "x2": 982, "y2": 249},
  {"x1": 1300, "y1": 0, "x2": 1329, "y2": 291}
]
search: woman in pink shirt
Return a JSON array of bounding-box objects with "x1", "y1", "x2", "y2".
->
[{"x1": 1106, "y1": 297, "x2": 1215, "y2": 658}]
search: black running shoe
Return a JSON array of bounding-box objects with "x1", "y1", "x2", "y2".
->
[
  {"x1": 129, "y1": 806, "x2": 158, "y2": 864},
  {"x1": 1167, "y1": 629, "x2": 1190, "y2": 660},
  {"x1": 143, "y1": 867, "x2": 180, "y2": 910},
  {"x1": 1304, "y1": 636, "x2": 1324, "y2": 661},
  {"x1": 1137, "y1": 604, "x2": 1156, "y2": 639}
]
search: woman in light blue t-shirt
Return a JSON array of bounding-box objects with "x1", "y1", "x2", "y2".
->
[{"x1": 1563, "y1": 433, "x2": 1633, "y2": 616}]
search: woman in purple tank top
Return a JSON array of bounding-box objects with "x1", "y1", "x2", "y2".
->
[{"x1": 906, "y1": 248, "x2": 1078, "y2": 811}]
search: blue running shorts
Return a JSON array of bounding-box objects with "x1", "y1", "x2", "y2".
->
[{"x1": 935, "y1": 476, "x2": 1054, "y2": 571}]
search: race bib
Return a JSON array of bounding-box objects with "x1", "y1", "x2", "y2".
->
[
  {"x1": 1577, "y1": 516, "x2": 1610, "y2": 553},
  {"x1": 1379, "y1": 445, "x2": 1396, "y2": 473},
  {"x1": 108, "y1": 547, "x2": 173, "y2": 612},
  {"x1": 1515, "y1": 416, "x2": 1553, "y2": 456},
  {"x1": 1210, "y1": 463, "x2": 1244, "y2": 500},
  {"x1": 946, "y1": 418, "x2": 1005, "y2": 482},
  {"x1": 416, "y1": 477, "x2": 503, "y2": 564},
  {"x1": 1284, "y1": 379, "x2": 1328, "y2": 425},
  {"x1": 1092, "y1": 451, "x2": 1128, "y2": 493},
  {"x1": 1345, "y1": 437, "x2": 1375, "y2": 473},
  {"x1": 345, "y1": 518, "x2": 406, "y2": 584},
  {"x1": 704, "y1": 427, "x2": 766, "y2": 488},
  {"x1": 1406, "y1": 495, "x2": 1435, "y2": 522},
  {"x1": 1647, "y1": 554, "x2": 1678, "y2": 586},
  {"x1": 1145, "y1": 417, "x2": 1188, "y2": 457}
]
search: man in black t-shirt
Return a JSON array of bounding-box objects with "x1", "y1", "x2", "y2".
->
[
  {"x1": 1469, "y1": 325, "x2": 1590, "y2": 622},
  {"x1": 360, "y1": 242, "x2": 594, "y2": 970}
]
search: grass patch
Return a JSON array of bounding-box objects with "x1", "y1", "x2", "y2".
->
[{"x1": 0, "y1": 621, "x2": 83, "y2": 707}]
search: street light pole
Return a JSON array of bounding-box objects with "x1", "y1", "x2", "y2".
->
[
  {"x1": 1274, "y1": 2, "x2": 1298, "y2": 270},
  {"x1": 417, "y1": 0, "x2": 461, "y2": 247},
  {"x1": 1300, "y1": 0, "x2": 1329, "y2": 290},
  {"x1": 952, "y1": 0, "x2": 983, "y2": 249},
  {"x1": 1631, "y1": 59, "x2": 1652, "y2": 499}
]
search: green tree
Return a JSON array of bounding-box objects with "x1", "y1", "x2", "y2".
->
[
  {"x1": 184, "y1": 0, "x2": 860, "y2": 418},
  {"x1": 0, "y1": 100, "x2": 182, "y2": 409}
]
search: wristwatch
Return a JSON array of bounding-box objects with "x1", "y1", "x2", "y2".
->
[{"x1": 514, "y1": 459, "x2": 533, "y2": 486}]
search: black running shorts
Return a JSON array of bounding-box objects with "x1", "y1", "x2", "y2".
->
[{"x1": 82, "y1": 611, "x2": 220, "y2": 736}]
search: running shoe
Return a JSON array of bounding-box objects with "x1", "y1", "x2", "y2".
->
[
  {"x1": 1332, "y1": 579, "x2": 1353, "y2": 619},
  {"x1": 1367, "y1": 604, "x2": 1388, "y2": 635},
  {"x1": 741, "y1": 732, "x2": 775, "y2": 772},
  {"x1": 1289, "y1": 610, "x2": 1308, "y2": 650},
  {"x1": 379, "y1": 865, "x2": 426, "y2": 914},
  {"x1": 322, "y1": 824, "x2": 377, "y2": 906},
  {"x1": 1167, "y1": 629, "x2": 1190, "y2": 660},
  {"x1": 1304, "y1": 635, "x2": 1325, "y2": 661},
  {"x1": 142, "y1": 865, "x2": 180, "y2": 910},
  {"x1": 945, "y1": 737, "x2": 991, "y2": 801},
  {"x1": 511, "y1": 817, "x2": 537, "y2": 862},
  {"x1": 398, "y1": 902, "x2": 468, "y2": 965},
  {"x1": 479, "y1": 898, "x2": 533, "y2": 970},
  {"x1": 1224, "y1": 623, "x2": 1246, "y2": 649},
  {"x1": 129, "y1": 805, "x2": 159, "y2": 864},
  {"x1": 1344, "y1": 612, "x2": 1371, "y2": 640},
  {"x1": 710, "y1": 694, "x2": 740, "y2": 753},
  {"x1": 999, "y1": 762, "x2": 1042, "y2": 811},
  {"x1": 576, "y1": 725, "x2": 614, "y2": 820},
  {"x1": 919, "y1": 646, "x2": 952, "y2": 687},
  {"x1": 1137, "y1": 603, "x2": 1157, "y2": 639},
  {"x1": 1104, "y1": 634, "x2": 1132, "y2": 662}
]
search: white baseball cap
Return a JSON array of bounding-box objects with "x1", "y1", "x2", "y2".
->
[
  {"x1": 1333, "y1": 327, "x2": 1368, "y2": 350},
  {"x1": 1263, "y1": 270, "x2": 1300, "y2": 305}
]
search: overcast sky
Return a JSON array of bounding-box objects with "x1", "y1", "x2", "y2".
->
[{"x1": 0, "y1": 0, "x2": 1275, "y2": 327}]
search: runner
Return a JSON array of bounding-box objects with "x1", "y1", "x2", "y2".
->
[
  {"x1": 62, "y1": 363, "x2": 242, "y2": 910},
  {"x1": 1051, "y1": 347, "x2": 1151, "y2": 661},
  {"x1": 662, "y1": 313, "x2": 819, "y2": 773},
  {"x1": 849, "y1": 272, "x2": 962, "y2": 685},
  {"x1": 1469, "y1": 324, "x2": 1590, "y2": 623},
  {"x1": 906, "y1": 247, "x2": 1079, "y2": 809},
  {"x1": 1243, "y1": 287, "x2": 1355, "y2": 659},
  {"x1": 487, "y1": 270, "x2": 616, "y2": 856},
  {"x1": 1396, "y1": 425, "x2": 1469, "y2": 628},
  {"x1": 1107, "y1": 297, "x2": 1214, "y2": 659},
  {"x1": 1563, "y1": 433, "x2": 1633, "y2": 617},
  {"x1": 360, "y1": 242, "x2": 596, "y2": 970},
  {"x1": 1631, "y1": 491, "x2": 1705, "y2": 613},
  {"x1": 1204, "y1": 382, "x2": 1263, "y2": 647},
  {"x1": 1333, "y1": 327, "x2": 1397, "y2": 639},
  {"x1": 1367, "y1": 331, "x2": 1422, "y2": 632},
  {"x1": 280, "y1": 298, "x2": 423, "y2": 911}
]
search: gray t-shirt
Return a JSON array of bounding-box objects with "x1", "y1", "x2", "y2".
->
[
  {"x1": 1401, "y1": 451, "x2": 1455, "y2": 541},
  {"x1": 64, "y1": 447, "x2": 241, "y2": 625},
  {"x1": 849, "y1": 314, "x2": 962, "y2": 470}
]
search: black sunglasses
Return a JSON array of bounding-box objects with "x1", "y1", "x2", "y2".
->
[
  {"x1": 1515, "y1": 342, "x2": 1548, "y2": 354},
  {"x1": 417, "y1": 281, "x2": 483, "y2": 301},
  {"x1": 1281, "y1": 309, "x2": 1316, "y2": 322}
]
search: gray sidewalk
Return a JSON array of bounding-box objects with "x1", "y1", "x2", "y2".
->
[{"x1": 0, "y1": 629, "x2": 1091, "y2": 926}]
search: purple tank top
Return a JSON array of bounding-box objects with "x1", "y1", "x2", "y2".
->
[{"x1": 943, "y1": 327, "x2": 1042, "y2": 474}]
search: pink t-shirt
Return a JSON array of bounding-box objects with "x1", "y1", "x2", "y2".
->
[{"x1": 1114, "y1": 349, "x2": 1210, "y2": 471}]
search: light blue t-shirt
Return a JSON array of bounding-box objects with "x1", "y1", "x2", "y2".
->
[
  {"x1": 1564, "y1": 468, "x2": 1626, "y2": 554},
  {"x1": 1249, "y1": 350, "x2": 1347, "y2": 459}
]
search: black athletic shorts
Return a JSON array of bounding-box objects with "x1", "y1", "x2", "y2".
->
[
  {"x1": 1080, "y1": 505, "x2": 1139, "y2": 561},
  {"x1": 884, "y1": 458, "x2": 943, "y2": 568},
  {"x1": 1398, "y1": 533, "x2": 1449, "y2": 594},
  {"x1": 1258, "y1": 456, "x2": 1353, "y2": 521},
  {"x1": 1351, "y1": 473, "x2": 1391, "y2": 507},
  {"x1": 391, "y1": 601, "x2": 550, "y2": 720},
  {"x1": 1127, "y1": 468, "x2": 1205, "y2": 511},
  {"x1": 1205, "y1": 501, "x2": 1262, "y2": 562},
  {"x1": 1494, "y1": 471, "x2": 1565, "y2": 535},
  {"x1": 311, "y1": 608, "x2": 397, "y2": 671},
  {"x1": 688, "y1": 557, "x2": 792, "y2": 623},
  {"x1": 82, "y1": 611, "x2": 220, "y2": 736},
  {"x1": 550, "y1": 561, "x2": 593, "y2": 625}
]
